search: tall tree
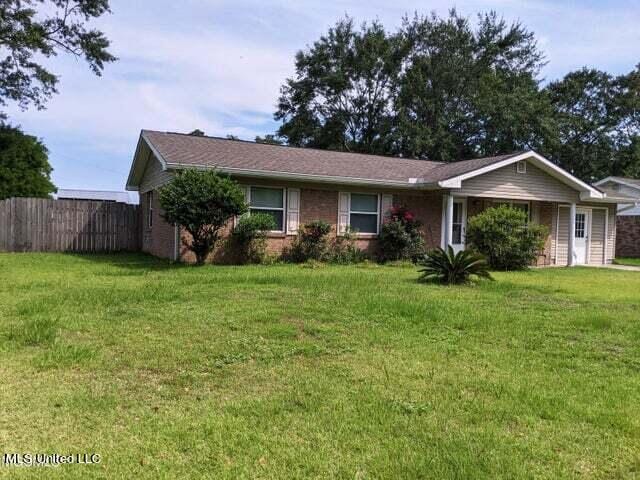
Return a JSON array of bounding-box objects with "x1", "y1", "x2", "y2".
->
[
  {"x1": 275, "y1": 18, "x2": 404, "y2": 154},
  {"x1": 0, "y1": 0, "x2": 116, "y2": 117},
  {"x1": 544, "y1": 69, "x2": 621, "y2": 180},
  {"x1": 394, "y1": 11, "x2": 548, "y2": 161},
  {"x1": 0, "y1": 124, "x2": 56, "y2": 199},
  {"x1": 255, "y1": 134, "x2": 284, "y2": 145},
  {"x1": 614, "y1": 64, "x2": 640, "y2": 177}
]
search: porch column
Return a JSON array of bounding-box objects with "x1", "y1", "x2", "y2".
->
[
  {"x1": 568, "y1": 202, "x2": 576, "y2": 266},
  {"x1": 444, "y1": 193, "x2": 454, "y2": 249}
]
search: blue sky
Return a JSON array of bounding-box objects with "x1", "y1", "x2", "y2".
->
[{"x1": 5, "y1": 0, "x2": 640, "y2": 193}]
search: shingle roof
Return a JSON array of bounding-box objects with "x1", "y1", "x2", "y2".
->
[
  {"x1": 424, "y1": 152, "x2": 527, "y2": 182},
  {"x1": 144, "y1": 130, "x2": 443, "y2": 184},
  {"x1": 142, "y1": 130, "x2": 524, "y2": 185}
]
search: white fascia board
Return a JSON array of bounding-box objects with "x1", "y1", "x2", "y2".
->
[
  {"x1": 164, "y1": 162, "x2": 425, "y2": 189},
  {"x1": 126, "y1": 132, "x2": 172, "y2": 191},
  {"x1": 618, "y1": 202, "x2": 640, "y2": 213},
  {"x1": 594, "y1": 176, "x2": 614, "y2": 187},
  {"x1": 125, "y1": 134, "x2": 146, "y2": 191},
  {"x1": 437, "y1": 151, "x2": 603, "y2": 199}
]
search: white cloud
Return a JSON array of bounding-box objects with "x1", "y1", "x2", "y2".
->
[{"x1": 6, "y1": 0, "x2": 640, "y2": 189}]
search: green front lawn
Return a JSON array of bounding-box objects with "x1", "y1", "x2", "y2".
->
[
  {"x1": 1, "y1": 254, "x2": 639, "y2": 479},
  {"x1": 615, "y1": 257, "x2": 640, "y2": 266}
]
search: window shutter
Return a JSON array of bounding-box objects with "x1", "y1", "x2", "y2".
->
[
  {"x1": 338, "y1": 192, "x2": 350, "y2": 235},
  {"x1": 286, "y1": 188, "x2": 300, "y2": 235},
  {"x1": 381, "y1": 194, "x2": 393, "y2": 226}
]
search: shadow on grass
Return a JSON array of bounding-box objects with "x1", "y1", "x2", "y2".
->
[{"x1": 65, "y1": 252, "x2": 182, "y2": 272}]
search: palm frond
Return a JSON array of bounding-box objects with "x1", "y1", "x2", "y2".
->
[{"x1": 417, "y1": 247, "x2": 493, "y2": 285}]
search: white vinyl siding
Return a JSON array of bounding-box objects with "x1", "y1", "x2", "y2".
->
[
  {"x1": 556, "y1": 206, "x2": 569, "y2": 265},
  {"x1": 589, "y1": 209, "x2": 606, "y2": 265},
  {"x1": 555, "y1": 205, "x2": 612, "y2": 265},
  {"x1": 139, "y1": 154, "x2": 174, "y2": 193},
  {"x1": 606, "y1": 207, "x2": 615, "y2": 263},
  {"x1": 460, "y1": 161, "x2": 581, "y2": 203}
]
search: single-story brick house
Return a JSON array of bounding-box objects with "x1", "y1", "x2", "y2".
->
[
  {"x1": 126, "y1": 130, "x2": 632, "y2": 266},
  {"x1": 594, "y1": 177, "x2": 640, "y2": 258}
]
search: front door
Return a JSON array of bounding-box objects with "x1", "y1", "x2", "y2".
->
[
  {"x1": 574, "y1": 208, "x2": 589, "y2": 264},
  {"x1": 451, "y1": 199, "x2": 467, "y2": 254}
]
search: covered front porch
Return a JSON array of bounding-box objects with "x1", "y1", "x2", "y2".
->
[{"x1": 440, "y1": 194, "x2": 615, "y2": 266}]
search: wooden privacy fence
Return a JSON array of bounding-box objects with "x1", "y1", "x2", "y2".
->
[{"x1": 0, "y1": 197, "x2": 141, "y2": 253}]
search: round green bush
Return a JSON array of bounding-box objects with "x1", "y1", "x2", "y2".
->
[{"x1": 465, "y1": 205, "x2": 548, "y2": 270}]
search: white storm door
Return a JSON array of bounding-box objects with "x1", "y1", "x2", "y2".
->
[
  {"x1": 451, "y1": 199, "x2": 467, "y2": 254},
  {"x1": 574, "y1": 209, "x2": 589, "y2": 265}
]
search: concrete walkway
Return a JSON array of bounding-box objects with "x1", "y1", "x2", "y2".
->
[{"x1": 584, "y1": 264, "x2": 640, "y2": 271}]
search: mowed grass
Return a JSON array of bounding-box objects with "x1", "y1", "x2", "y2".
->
[
  {"x1": 615, "y1": 257, "x2": 640, "y2": 266},
  {"x1": 1, "y1": 254, "x2": 640, "y2": 479}
]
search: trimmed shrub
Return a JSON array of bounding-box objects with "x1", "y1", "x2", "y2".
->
[
  {"x1": 378, "y1": 205, "x2": 425, "y2": 262},
  {"x1": 159, "y1": 170, "x2": 247, "y2": 265},
  {"x1": 232, "y1": 213, "x2": 276, "y2": 264},
  {"x1": 285, "y1": 220, "x2": 332, "y2": 262},
  {"x1": 466, "y1": 205, "x2": 548, "y2": 270},
  {"x1": 417, "y1": 247, "x2": 492, "y2": 285}
]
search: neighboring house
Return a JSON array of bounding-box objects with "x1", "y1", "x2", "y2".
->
[
  {"x1": 594, "y1": 177, "x2": 640, "y2": 257},
  {"x1": 126, "y1": 130, "x2": 626, "y2": 266},
  {"x1": 55, "y1": 189, "x2": 138, "y2": 204}
]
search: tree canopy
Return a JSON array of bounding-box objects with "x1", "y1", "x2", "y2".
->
[
  {"x1": 0, "y1": 0, "x2": 116, "y2": 117},
  {"x1": 0, "y1": 124, "x2": 56, "y2": 199},
  {"x1": 273, "y1": 11, "x2": 640, "y2": 181}
]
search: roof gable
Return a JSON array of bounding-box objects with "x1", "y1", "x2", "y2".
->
[{"x1": 595, "y1": 176, "x2": 640, "y2": 191}]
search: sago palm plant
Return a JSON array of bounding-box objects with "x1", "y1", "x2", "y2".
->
[{"x1": 417, "y1": 247, "x2": 492, "y2": 285}]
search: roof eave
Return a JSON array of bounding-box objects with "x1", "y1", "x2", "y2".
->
[{"x1": 165, "y1": 162, "x2": 438, "y2": 189}]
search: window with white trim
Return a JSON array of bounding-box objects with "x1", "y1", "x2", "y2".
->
[
  {"x1": 147, "y1": 191, "x2": 153, "y2": 228},
  {"x1": 349, "y1": 193, "x2": 379, "y2": 234},
  {"x1": 575, "y1": 212, "x2": 586, "y2": 239},
  {"x1": 249, "y1": 187, "x2": 285, "y2": 232}
]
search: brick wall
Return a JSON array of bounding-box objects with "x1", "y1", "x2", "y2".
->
[
  {"x1": 169, "y1": 187, "x2": 446, "y2": 263},
  {"x1": 143, "y1": 187, "x2": 562, "y2": 265},
  {"x1": 395, "y1": 192, "x2": 443, "y2": 249},
  {"x1": 616, "y1": 216, "x2": 640, "y2": 257},
  {"x1": 140, "y1": 191, "x2": 176, "y2": 260}
]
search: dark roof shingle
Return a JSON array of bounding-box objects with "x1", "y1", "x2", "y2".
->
[
  {"x1": 142, "y1": 130, "x2": 526, "y2": 185},
  {"x1": 144, "y1": 130, "x2": 445, "y2": 184}
]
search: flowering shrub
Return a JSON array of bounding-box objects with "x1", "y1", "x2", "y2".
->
[{"x1": 378, "y1": 205, "x2": 425, "y2": 262}]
